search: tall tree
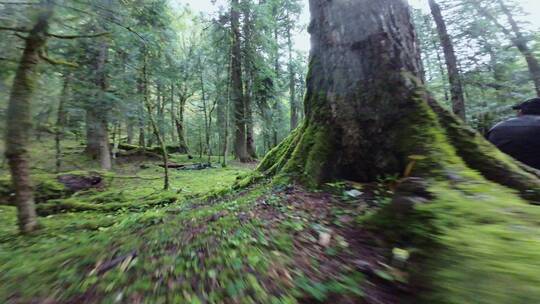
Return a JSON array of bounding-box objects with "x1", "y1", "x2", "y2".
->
[
  {"x1": 259, "y1": 1, "x2": 540, "y2": 299},
  {"x1": 83, "y1": 2, "x2": 112, "y2": 170},
  {"x1": 242, "y1": 0, "x2": 258, "y2": 159},
  {"x1": 4, "y1": 0, "x2": 54, "y2": 233},
  {"x1": 231, "y1": 0, "x2": 250, "y2": 162},
  {"x1": 55, "y1": 72, "x2": 71, "y2": 173},
  {"x1": 429, "y1": 0, "x2": 466, "y2": 120},
  {"x1": 259, "y1": 0, "x2": 539, "y2": 194},
  {"x1": 142, "y1": 50, "x2": 169, "y2": 190}
]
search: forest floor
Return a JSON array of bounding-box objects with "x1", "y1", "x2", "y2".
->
[
  {"x1": 3, "y1": 138, "x2": 540, "y2": 304},
  {"x1": 0, "y1": 138, "x2": 405, "y2": 304}
]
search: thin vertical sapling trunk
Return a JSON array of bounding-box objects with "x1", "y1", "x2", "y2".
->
[
  {"x1": 142, "y1": 52, "x2": 169, "y2": 190},
  {"x1": 55, "y1": 72, "x2": 70, "y2": 173},
  {"x1": 287, "y1": 12, "x2": 298, "y2": 130},
  {"x1": 429, "y1": 0, "x2": 466, "y2": 120}
]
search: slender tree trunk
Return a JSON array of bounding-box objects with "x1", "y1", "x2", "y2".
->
[
  {"x1": 199, "y1": 64, "x2": 212, "y2": 163},
  {"x1": 271, "y1": 8, "x2": 282, "y2": 148},
  {"x1": 137, "y1": 67, "x2": 146, "y2": 148},
  {"x1": 242, "y1": 1, "x2": 257, "y2": 159},
  {"x1": 173, "y1": 94, "x2": 189, "y2": 154},
  {"x1": 142, "y1": 52, "x2": 169, "y2": 190},
  {"x1": 423, "y1": 15, "x2": 449, "y2": 102},
  {"x1": 220, "y1": 62, "x2": 232, "y2": 167},
  {"x1": 287, "y1": 14, "x2": 298, "y2": 130},
  {"x1": 170, "y1": 84, "x2": 178, "y2": 145},
  {"x1": 55, "y1": 72, "x2": 70, "y2": 173},
  {"x1": 245, "y1": 98, "x2": 256, "y2": 159},
  {"x1": 231, "y1": 0, "x2": 250, "y2": 162},
  {"x1": 429, "y1": 0, "x2": 466, "y2": 120},
  {"x1": 5, "y1": 0, "x2": 54, "y2": 233}
]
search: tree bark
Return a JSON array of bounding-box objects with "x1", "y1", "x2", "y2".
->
[
  {"x1": 142, "y1": 52, "x2": 169, "y2": 190},
  {"x1": 231, "y1": 0, "x2": 250, "y2": 162},
  {"x1": 5, "y1": 0, "x2": 54, "y2": 233},
  {"x1": 254, "y1": 0, "x2": 540, "y2": 300},
  {"x1": 173, "y1": 94, "x2": 190, "y2": 154},
  {"x1": 429, "y1": 0, "x2": 466, "y2": 120},
  {"x1": 242, "y1": 1, "x2": 257, "y2": 159},
  {"x1": 258, "y1": 0, "x2": 540, "y2": 197},
  {"x1": 85, "y1": 31, "x2": 111, "y2": 170},
  {"x1": 126, "y1": 120, "x2": 134, "y2": 144},
  {"x1": 55, "y1": 72, "x2": 70, "y2": 173},
  {"x1": 287, "y1": 13, "x2": 299, "y2": 130}
]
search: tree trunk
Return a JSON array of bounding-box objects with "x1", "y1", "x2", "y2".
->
[
  {"x1": 55, "y1": 72, "x2": 70, "y2": 173},
  {"x1": 231, "y1": 0, "x2": 250, "y2": 162},
  {"x1": 258, "y1": 0, "x2": 540, "y2": 193},
  {"x1": 170, "y1": 84, "x2": 177, "y2": 145},
  {"x1": 219, "y1": 63, "x2": 232, "y2": 167},
  {"x1": 423, "y1": 14, "x2": 449, "y2": 101},
  {"x1": 199, "y1": 63, "x2": 213, "y2": 163},
  {"x1": 85, "y1": 108, "x2": 111, "y2": 170},
  {"x1": 126, "y1": 120, "x2": 134, "y2": 144},
  {"x1": 5, "y1": 0, "x2": 54, "y2": 233},
  {"x1": 257, "y1": 0, "x2": 540, "y2": 300},
  {"x1": 142, "y1": 52, "x2": 169, "y2": 190},
  {"x1": 287, "y1": 14, "x2": 298, "y2": 130},
  {"x1": 245, "y1": 103, "x2": 256, "y2": 159},
  {"x1": 429, "y1": 0, "x2": 466, "y2": 120},
  {"x1": 137, "y1": 65, "x2": 146, "y2": 148},
  {"x1": 85, "y1": 30, "x2": 111, "y2": 170},
  {"x1": 242, "y1": 1, "x2": 257, "y2": 159},
  {"x1": 174, "y1": 95, "x2": 190, "y2": 154}
]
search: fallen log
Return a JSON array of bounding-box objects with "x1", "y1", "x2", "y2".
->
[
  {"x1": 0, "y1": 171, "x2": 104, "y2": 205},
  {"x1": 158, "y1": 162, "x2": 186, "y2": 169}
]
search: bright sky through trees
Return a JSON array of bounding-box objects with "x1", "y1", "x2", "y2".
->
[{"x1": 174, "y1": 0, "x2": 540, "y2": 53}]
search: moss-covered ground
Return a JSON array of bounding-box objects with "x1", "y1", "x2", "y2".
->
[
  {"x1": 0, "y1": 139, "x2": 379, "y2": 303},
  {"x1": 2, "y1": 138, "x2": 540, "y2": 303}
]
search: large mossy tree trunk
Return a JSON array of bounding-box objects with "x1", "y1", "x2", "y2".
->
[
  {"x1": 259, "y1": 0, "x2": 540, "y2": 196},
  {"x1": 5, "y1": 0, "x2": 54, "y2": 233},
  {"x1": 256, "y1": 0, "x2": 540, "y2": 303},
  {"x1": 257, "y1": 0, "x2": 540, "y2": 300}
]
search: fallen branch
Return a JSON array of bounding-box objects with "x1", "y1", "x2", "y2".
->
[
  {"x1": 158, "y1": 162, "x2": 186, "y2": 169},
  {"x1": 46, "y1": 31, "x2": 109, "y2": 39}
]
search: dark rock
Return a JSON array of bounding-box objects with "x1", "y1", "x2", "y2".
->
[{"x1": 57, "y1": 172, "x2": 104, "y2": 193}]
